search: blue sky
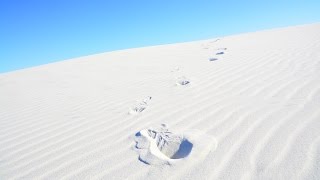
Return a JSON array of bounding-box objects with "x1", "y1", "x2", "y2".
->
[{"x1": 1, "y1": 0, "x2": 319, "y2": 73}]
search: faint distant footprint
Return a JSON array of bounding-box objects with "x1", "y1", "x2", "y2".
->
[
  {"x1": 209, "y1": 48, "x2": 227, "y2": 61},
  {"x1": 171, "y1": 67, "x2": 191, "y2": 86},
  {"x1": 176, "y1": 76, "x2": 190, "y2": 86},
  {"x1": 215, "y1": 48, "x2": 227, "y2": 54},
  {"x1": 129, "y1": 96, "x2": 152, "y2": 115},
  {"x1": 209, "y1": 58, "x2": 219, "y2": 61},
  {"x1": 201, "y1": 39, "x2": 220, "y2": 49},
  {"x1": 170, "y1": 66, "x2": 180, "y2": 73}
]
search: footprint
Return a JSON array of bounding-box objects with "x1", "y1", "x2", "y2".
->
[
  {"x1": 135, "y1": 124, "x2": 193, "y2": 164},
  {"x1": 209, "y1": 48, "x2": 227, "y2": 62},
  {"x1": 146, "y1": 124, "x2": 192, "y2": 159},
  {"x1": 134, "y1": 124, "x2": 217, "y2": 165},
  {"x1": 170, "y1": 66, "x2": 180, "y2": 73},
  {"x1": 176, "y1": 76, "x2": 190, "y2": 86},
  {"x1": 209, "y1": 58, "x2": 219, "y2": 61},
  {"x1": 171, "y1": 67, "x2": 190, "y2": 86},
  {"x1": 215, "y1": 48, "x2": 227, "y2": 55},
  {"x1": 128, "y1": 96, "x2": 152, "y2": 115},
  {"x1": 201, "y1": 39, "x2": 220, "y2": 49}
]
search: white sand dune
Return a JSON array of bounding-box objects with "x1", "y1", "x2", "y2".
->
[{"x1": 1, "y1": 23, "x2": 320, "y2": 179}]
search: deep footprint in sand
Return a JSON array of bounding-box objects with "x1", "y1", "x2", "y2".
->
[
  {"x1": 134, "y1": 124, "x2": 217, "y2": 165},
  {"x1": 145, "y1": 124, "x2": 192, "y2": 159},
  {"x1": 129, "y1": 96, "x2": 152, "y2": 115}
]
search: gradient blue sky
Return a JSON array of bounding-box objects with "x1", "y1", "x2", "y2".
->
[{"x1": 1, "y1": 0, "x2": 319, "y2": 73}]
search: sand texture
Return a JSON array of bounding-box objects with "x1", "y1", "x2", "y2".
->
[{"x1": 1, "y1": 23, "x2": 320, "y2": 179}]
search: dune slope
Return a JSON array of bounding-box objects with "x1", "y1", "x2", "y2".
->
[{"x1": 1, "y1": 23, "x2": 320, "y2": 179}]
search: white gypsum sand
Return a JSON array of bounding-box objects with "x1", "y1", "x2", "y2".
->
[{"x1": 0, "y1": 23, "x2": 320, "y2": 179}]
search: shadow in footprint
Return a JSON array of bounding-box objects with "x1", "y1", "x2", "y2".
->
[
  {"x1": 216, "y1": 52, "x2": 224, "y2": 55},
  {"x1": 171, "y1": 139, "x2": 193, "y2": 159},
  {"x1": 209, "y1": 58, "x2": 218, "y2": 61}
]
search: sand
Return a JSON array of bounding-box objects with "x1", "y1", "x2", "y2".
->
[{"x1": 1, "y1": 23, "x2": 320, "y2": 179}]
